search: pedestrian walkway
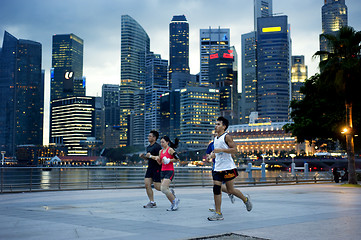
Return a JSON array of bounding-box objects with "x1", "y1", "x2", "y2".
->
[{"x1": 0, "y1": 183, "x2": 360, "y2": 240}]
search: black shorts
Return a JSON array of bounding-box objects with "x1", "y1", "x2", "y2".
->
[
  {"x1": 212, "y1": 169, "x2": 238, "y2": 182},
  {"x1": 161, "y1": 170, "x2": 175, "y2": 181},
  {"x1": 145, "y1": 166, "x2": 161, "y2": 182}
]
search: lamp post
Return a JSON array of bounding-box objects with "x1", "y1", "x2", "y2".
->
[{"x1": 341, "y1": 125, "x2": 357, "y2": 184}]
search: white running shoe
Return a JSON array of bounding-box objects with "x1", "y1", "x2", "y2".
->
[
  {"x1": 172, "y1": 198, "x2": 180, "y2": 211},
  {"x1": 244, "y1": 194, "x2": 252, "y2": 212},
  {"x1": 143, "y1": 201, "x2": 157, "y2": 208},
  {"x1": 207, "y1": 212, "x2": 224, "y2": 221}
]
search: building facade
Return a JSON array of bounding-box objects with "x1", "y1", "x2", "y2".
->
[
  {"x1": 120, "y1": 15, "x2": 150, "y2": 146},
  {"x1": 254, "y1": 0, "x2": 273, "y2": 31},
  {"x1": 144, "y1": 53, "x2": 169, "y2": 145},
  {"x1": 320, "y1": 0, "x2": 348, "y2": 55},
  {"x1": 208, "y1": 48, "x2": 238, "y2": 125},
  {"x1": 51, "y1": 34, "x2": 85, "y2": 101},
  {"x1": 50, "y1": 96, "x2": 95, "y2": 156},
  {"x1": 0, "y1": 31, "x2": 44, "y2": 156},
  {"x1": 102, "y1": 84, "x2": 121, "y2": 148},
  {"x1": 199, "y1": 27, "x2": 230, "y2": 85},
  {"x1": 160, "y1": 90, "x2": 181, "y2": 140},
  {"x1": 257, "y1": 16, "x2": 291, "y2": 122},
  {"x1": 291, "y1": 56, "x2": 307, "y2": 101},
  {"x1": 180, "y1": 87, "x2": 220, "y2": 149},
  {"x1": 169, "y1": 15, "x2": 189, "y2": 89}
]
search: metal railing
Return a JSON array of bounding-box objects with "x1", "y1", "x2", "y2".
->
[{"x1": 0, "y1": 166, "x2": 333, "y2": 193}]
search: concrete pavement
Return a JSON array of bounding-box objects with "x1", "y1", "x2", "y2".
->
[{"x1": 0, "y1": 183, "x2": 360, "y2": 240}]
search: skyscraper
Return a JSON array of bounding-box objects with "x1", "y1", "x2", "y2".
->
[
  {"x1": 241, "y1": 32, "x2": 257, "y2": 123},
  {"x1": 169, "y1": 15, "x2": 189, "y2": 89},
  {"x1": 208, "y1": 48, "x2": 238, "y2": 124},
  {"x1": 291, "y1": 56, "x2": 307, "y2": 101},
  {"x1": 0, "y1": 31, "x2": 44, "y2": 157},
  {"x1": 144, "y1": 53, "x2": 169, "y2": 145},
  {"x1": 51, "y1": 34, "x2": 85, "y2": 101},
  {"x1": 257, "y1": 16, "x2": 291, "y2": 122},
  {"x1": 51, "y1": 96, "x2": 95, "y2": 156},
  {"x1": 200, "y1": 27, "x2": 230, "y2": 85},
  {"x1": 241, "y1": 0, "x2": 273, "y2": 124},
  {"x1": 254, "y1": 0, "x2": 273, "y2": 31},
  {"x1": 180, "y1": 87, "x2": 220, "y2": 149},
  {"x1": 320, "y1": 0, "x2": 348, "y2": 54},
  {"x1": 102, "y1": 84, "x2": 121, "y2": 148},
  {"x1": 120, "y1": 15, "x2": 150, "y2": 146}
]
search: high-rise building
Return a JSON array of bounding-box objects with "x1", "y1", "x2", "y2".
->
[
  {"x1": 257, "y1": 16, "x2": 291, "y2": 122},
  {"x1": 120, "y1": 15, "x2": 150, "y2": 146},
  {"x1": 180, "y1": 87, "x2": 220, "y2": 149},
  {"x1": 241, "y1": 31, "x2": 257, "y2": 124},
  {"x1": 51, "y1": 34, "x2": 85, "y2": 101},
  {"x1": 160, "y1": 90, "x2": 181, "y2": 140},
  {"x1": 320, "y1": 0, "x2": 348, "y2": 54},
  {"x1": 144, "y1": 53, "x2": 169, "y2": 145},
  {"x1": 169, "y1": 15, "x2": 189, "y2": 89},
  {"x1": 208, "y1": 48, "x2": 238, "y2": 124},
  {"x1": 254, "y1": 0, "x2": 273, "y2": 31},
  {"x1": 102, "y1": 84, "x2": 120, "y2": 148},
  {"x1": 200, "y1": 27, "x2": 230, "y2": 85},
  {"x1": 291, "y1": 56, "x2": 307, "y2": 101},
  {"x1": 241, "y1": 0, "x2": 273, "y2": 124},
  {"x1": 0, "y1": 31, "x2": 44, "y2": 157},
  {"x1": 51, "y1": 96, "x2": 95, "y2": 156}
]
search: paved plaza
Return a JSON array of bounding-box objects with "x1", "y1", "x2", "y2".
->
[{"x1": 0, "y1": 183, "x2": 360, "y2": 240}]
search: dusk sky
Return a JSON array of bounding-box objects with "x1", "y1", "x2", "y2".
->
[{"x1": 1, "y1": 0, "x2": 361, "y2": 143}]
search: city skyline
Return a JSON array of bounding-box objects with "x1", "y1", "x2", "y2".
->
[
  {"x1": 1, "y1": 0, "x2": 361, "y2": 97},
  {"x1": 1, "y1": 0, "x2": 361, "y2": 146}
]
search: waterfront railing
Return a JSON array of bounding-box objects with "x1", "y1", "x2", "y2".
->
[{"x1": 0, "y1": 166, "x2": 333, "y2": 193}]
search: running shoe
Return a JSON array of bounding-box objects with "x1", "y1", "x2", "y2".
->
[
  {"x1": 166, "y1": 202, "x2": 174, "y2": 211},
  {"x1": 143, "y1": 201, "x2": 157, "y2": 208},
  {"x1": 209, "y1": 207, "x2": 215, "y2": 212},
  {"x1": 207, "y1": 212, "x2": 224, "y2": 221},
  {"x1": 172, "y1": 198, "x2": 180, "y2": 211},
  {"x1": 244, "y1": 194, "x2": 252, "y2": 211},
  {"x1": 228, "y1": 193, "x2": 235, "y2": 203}
]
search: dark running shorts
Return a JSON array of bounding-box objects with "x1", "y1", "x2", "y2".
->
[
  {"x1": 161, "y1": 170, "x2": 175, "y2": 181},
  {"x1": 145, "y1": 166, "x2": 161, "y2": 182},
  {"x1": 212, "y1": 168, "x2": 238, "y2": 182}
]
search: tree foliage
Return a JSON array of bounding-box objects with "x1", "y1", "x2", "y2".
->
[{"x1": 285, "y1": 26, "x2": 361, "y2": 152}]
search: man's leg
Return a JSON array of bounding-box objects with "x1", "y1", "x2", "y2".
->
[
  {"x1": 213, "y1": 180, "x2": 222, "y2": 213},
  {"x1": 225, "y1": 179, "x2": 247, "y2": 203},
  {"x1": 144, "y1": 178, "x2": 154, "y2": 202},
  {"x1": 153, "y1": 181, "x2": 161, "y2": 191}
]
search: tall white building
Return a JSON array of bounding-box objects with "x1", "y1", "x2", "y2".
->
[{"x1": 199, "y1": 27, "x2": 230, "y2": 85}]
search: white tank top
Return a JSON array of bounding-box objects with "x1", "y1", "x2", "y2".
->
[{"x1": 213, "y1": 133, "x2": 236, "y2": 171}]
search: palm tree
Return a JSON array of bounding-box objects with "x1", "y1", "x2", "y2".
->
[{"x1": 314, "y1": 26, "x2": 361, "y2": 184}]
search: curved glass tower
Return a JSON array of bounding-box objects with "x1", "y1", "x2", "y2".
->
[
  {"x1": 120, "y1": 15, "x2": 150, "y2": 146},
  {"x1": 320, "y1": 0, "x2": 348, "y2": 53}
]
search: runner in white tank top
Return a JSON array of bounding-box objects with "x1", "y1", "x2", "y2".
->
[
  {"x1": 213, "y1": 132, "x2": 236, "y2": 171},
  {"x1": 207, "y1": 116, "x2": 253, "y2": 221}
]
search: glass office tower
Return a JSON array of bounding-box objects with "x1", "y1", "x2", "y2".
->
[
  {"x1": 51, "y1": 34, "x2": 84, "y2": 101},
  {"x1": 120, "y1": 15, "x2": 150, "y2": 146},
  {"x1": 200, "y1": 27, "x2": 230, "y2": 85},
  {"x1": 257, "y1": 16, "x2": 291, "y2": 122},
  {"x1": 291, "y1": 56, "x2": 307, "y2": 101},
  {"x1": 169, "y1": 15, "x2": 189, "y2": 89},
  {"x1": 320, "y1": 0, "x2": 348, "y2": 54},
  {"x1": 0, "y1": 31, "x2": 43, "y2": 157}
]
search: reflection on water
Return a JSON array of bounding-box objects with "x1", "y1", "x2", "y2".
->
[{"x1": 0, "y1": 167, "x2": 331, "y2": 192}]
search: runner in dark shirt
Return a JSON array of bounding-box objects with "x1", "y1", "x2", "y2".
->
[{"x1": 139, "y1": 130, "x2": 162, "y2": 208}]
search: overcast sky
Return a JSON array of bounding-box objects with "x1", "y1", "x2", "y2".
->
[{"x1": 1, "y1": 0, "x2": 361, "y2": 143}]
